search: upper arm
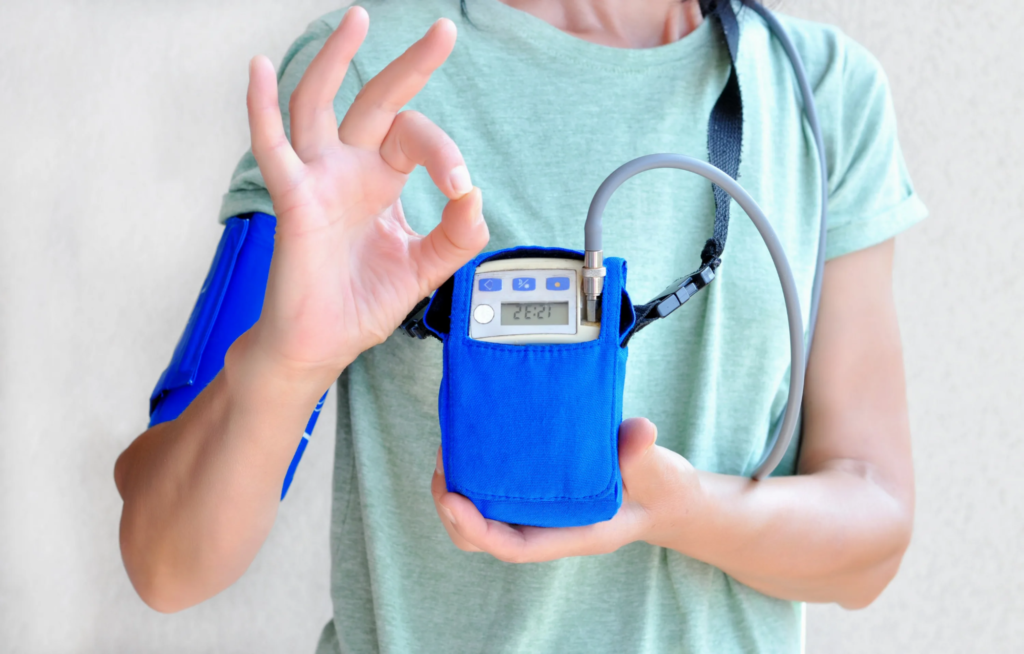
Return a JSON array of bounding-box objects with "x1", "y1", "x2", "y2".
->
[
  {"x1": 793, "y1": 27, "x2": 923, "y2": 509},
  {"x1": 798, "y1": 238, "x2": 914, "y2": 513}
]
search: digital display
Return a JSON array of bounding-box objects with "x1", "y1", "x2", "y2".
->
[{"x1": 501, "y1": 302, "x2": 570, "y2": 326}]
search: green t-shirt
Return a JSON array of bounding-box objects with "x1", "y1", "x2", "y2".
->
[{"x1": 221, "y1": 1, "x2": 927, "y2": 652}]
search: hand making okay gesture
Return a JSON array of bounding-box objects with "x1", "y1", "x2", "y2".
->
[{"x1": 245, "y1": 7, "x2": 488, "y2": 382}]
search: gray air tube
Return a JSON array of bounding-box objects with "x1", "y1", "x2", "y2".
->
[
  {"x1": 582, "y1": 6, "x2": 829, "y2": 480},
  {"x1": 583, "y1": 154, "x2": 805, "y2": 481},
  {"x1": 747, "y1": 2, "x2": 829, "y2": 479}
]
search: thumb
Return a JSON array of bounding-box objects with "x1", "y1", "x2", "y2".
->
[
  {"x1": 413, "y1": 187, "x2": 489, "y2": 292},
  {"x1": 618, "y1": 417, "x2": 658, "y2": 477}
]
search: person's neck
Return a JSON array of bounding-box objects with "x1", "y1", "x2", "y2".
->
[{"x1": 496, "y1": 0, "x2": 704, "y2": 48}]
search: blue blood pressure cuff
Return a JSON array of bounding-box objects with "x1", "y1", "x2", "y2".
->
[
  {"x1": 148, "y1": 212, "x2": 323, "y2": 500},
  {"x1": 421, "y1": 247, "x2": 635, "y2": 527}
]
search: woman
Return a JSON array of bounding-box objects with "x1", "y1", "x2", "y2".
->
[{"x1": 115, "y1": 1, "x2": 926, "y2": 651}]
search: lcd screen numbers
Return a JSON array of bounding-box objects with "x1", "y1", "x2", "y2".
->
[{"x1": 501, "y1": 302, "x2": 569, "y2": 326}]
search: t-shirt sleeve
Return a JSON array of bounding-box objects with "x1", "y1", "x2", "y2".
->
[
  {"x1": 817, "y1": 33, "x2": 927, "y2": 260},
  {"x1": 219, "y1": 17, "x2": 365, "y2": 222}
]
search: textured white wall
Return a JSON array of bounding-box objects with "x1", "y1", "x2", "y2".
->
[{"x1": 0, "y1": 1, "x2": 1020, "y2": 653}]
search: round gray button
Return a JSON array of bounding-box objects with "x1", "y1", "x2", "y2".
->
[{"x1": 473, "y1": 304, "x2": 495, "y2": 324}]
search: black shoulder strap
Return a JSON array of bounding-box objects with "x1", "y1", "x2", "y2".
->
[
  {"x1": 705, "y1": 1, "x2": 743, "y2": 269},
  {"x1": 624, "y1": 1, "x2": 744, "y2": 344}
]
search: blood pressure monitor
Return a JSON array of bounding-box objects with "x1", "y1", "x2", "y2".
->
[
  {"x1": 403, "y1": 138, "x2": 818, "y2": 528},
  {"x1": 469, "y1": 259, "x2": 600, "y2": 344}
]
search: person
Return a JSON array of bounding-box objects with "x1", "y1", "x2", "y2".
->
[{"x1": 114, "y1": 0, "x2": 926, "y2": 651}]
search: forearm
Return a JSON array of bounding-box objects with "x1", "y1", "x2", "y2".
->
[
  {"x1": 657, "y1": 242, "x2": 914, "y2": 608},
  {"x1": 114, "y1": 328, "x2": 340, "y2": 612},
  {"x1": 655, "y1": 461, "x2": 913, "y2": 608}
]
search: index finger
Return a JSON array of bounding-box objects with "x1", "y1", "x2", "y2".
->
[
  {"x1": 338, "y1": 18, "x2": 457, "y2": 149},
  {"x1": 247, "y1": 55, "x2": 304, "y2": 199}
]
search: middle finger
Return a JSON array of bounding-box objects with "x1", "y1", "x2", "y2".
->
[
  {"x1": 338, "y1": 17, "x2": 457, "y2": 149},
  {"x1": 289, "y1": 6, "x2": 369, "y2": 157}
]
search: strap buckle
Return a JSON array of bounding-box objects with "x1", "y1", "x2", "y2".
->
[
  {"x1": 651, "y1": 266, "x2": 716, "y2": 318},
  {"x1": 400, "y1": 297, "x2": 433, "y2": 339}
]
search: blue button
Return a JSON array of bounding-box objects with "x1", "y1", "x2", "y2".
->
[
  {"x1": 512, "y1": 277, "x2": 536, "y2": 291},
  {"x1": 478, "y1": 278, "x2": 502, "y2": 292},
  {"x1": 546, "y1": 277, "x2": 570, "y2": 291}
]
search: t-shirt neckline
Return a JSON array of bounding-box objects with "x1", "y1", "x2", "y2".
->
[{"x1": 464, "y1": 0, "x2": 718, "y2": 70}]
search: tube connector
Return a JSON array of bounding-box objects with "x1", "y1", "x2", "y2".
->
[{"x1": 582, "y1": 250, "x2": 605, "y2": 323}]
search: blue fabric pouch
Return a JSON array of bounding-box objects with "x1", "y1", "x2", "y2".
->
[{"x1": 424, "y1": 247, "x2": 635, "y2": 527}]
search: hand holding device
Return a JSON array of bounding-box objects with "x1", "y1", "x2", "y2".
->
[
  {"x1": 245, "y1": 7, "x2": 488, "y2": 385},
  {"x1": 431, "y1": 417, "x2": 706, "y2": 562}
]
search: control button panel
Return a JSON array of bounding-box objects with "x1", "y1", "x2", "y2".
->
[{"x1": 470, "y1": 259, "x2": 598, "y2": 344}]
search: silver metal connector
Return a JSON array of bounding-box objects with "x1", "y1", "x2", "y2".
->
[{"x1": 582, "y1": 249, "x2": 606, "y2": 323}]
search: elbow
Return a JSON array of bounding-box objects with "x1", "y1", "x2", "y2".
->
[
  {"x1": 836, "y1": 553, "x2": 904, "y2": 610},
  {"x1": 118, "y1": 485, "x2": 203, "y2": 613},
  {"x1": 116, "y1": 445, "x2": 189, "y2": 612},
  {"x1": 120, "y1": 528, "x2": 204, "y2": 614},
  {"x1": 118, "y1": 515, "x2": 187, "y2": 613},
  {"x1": 123, "y1": 544, "x2": 253, "y2": 615},
  {"x1": 118, "y1": 497, "x2": 256, "y2": 614},
  {"x1": 838, "y1": 507, "x2": 915, "y2": 610},
  {"x1": 130, "y1": 571, "x2": 193, "y2": 614},
  {"x1": 115, "y1": 424, "x2": 235, "y2": 613},
  {"x1": 826, "y1": 456, "x2": 915, "y2": 610},
  {"x1": 136, "y1": 581, "x2": 205, "y2": 615}
]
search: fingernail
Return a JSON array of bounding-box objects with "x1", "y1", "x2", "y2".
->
[
  {"x1": 449, "y1": 165, "x2": 472, "y2": 197},
  {"x1": 441, "y1": 505, "x2": 457, "y2": 526},
  {"x1": 645, "y1": 424, "x2": 658, "y2": 453},
  {"x1": 474, "y1": 197, "x2": 486, "y2": 226},
  {"x1": 435, "y1": 457, "x2": 444, "y2": 476}
]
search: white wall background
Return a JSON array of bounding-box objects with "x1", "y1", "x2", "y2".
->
[{"x1": 0, "y1": 1, "x2": 1020, "y2": 652}]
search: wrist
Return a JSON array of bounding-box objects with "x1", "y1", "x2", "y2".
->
[
  {"x1": 223, "y1": 328, "x2": 344, "y2": 414},
  {"x1": 656, "y1": 470, "x2": 750, "y2": 560},
  {"x1": 231, "y1": 322, "x2": 356, "y2": 391},
  {"x1": 630, "y1": 447, "x2": 715, "y2": 552}
]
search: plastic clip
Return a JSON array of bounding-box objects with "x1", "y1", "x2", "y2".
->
[
  {"x1": 401, "y1": 297, "x2": 433, "y2": 339},
  {"x1": 653, "y1": 266, "x2": 716, "y2": 318}
]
